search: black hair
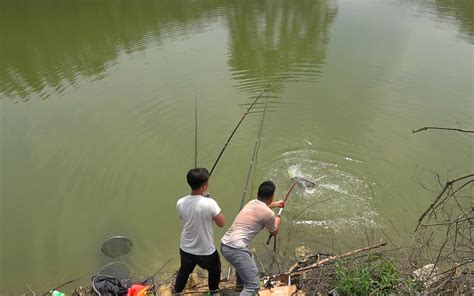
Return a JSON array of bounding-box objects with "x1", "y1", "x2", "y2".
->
[
  {"x1": 186, "y1": 168, "x2": 209, "y2": 190},
  {"x1": 257, "y1": 181, "x2": 275, "y2": 201}
]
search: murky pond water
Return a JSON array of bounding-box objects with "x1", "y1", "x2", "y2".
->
[{"x1": 0, "y1": 0, "x2": 472, "y2": 293}]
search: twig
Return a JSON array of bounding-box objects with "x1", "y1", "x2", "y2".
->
[
  {"x1": 412, "y1": 127, "x2": 474, "y2": 134},
  {"x1": 421, "y1": 215, "x2": 473, "y2": 227},
  {"x1": 415, "y1": 173, "x2": 474, "y2": 231},
  {"x1": 428, "y1": 258, "x2": 474, "y2": 281},
  {"x1": 271, "y1": 241, "x2": 387, "y2": 281},
  {"x1": 26, "y1": 285, "x2": 36, "y2": 296},
  {"x1": 428, "y1": 224, "x2": 452, "y2": 279}
]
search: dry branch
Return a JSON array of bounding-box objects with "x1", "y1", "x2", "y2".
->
[
  {"x1": 411, "y1": 169, "x2": 473, "y2": 294},
  {"x1": 272, "y1": 241, "x2": 387, "y2": 281},
  {"x1": 295, "y1": 241, "x2": 387, "y2": 273},
  {"x1": 412, "y1": 126, "x2": 474, "y2": 134},
  {"x1": 415, "y1": 173, "x2": 474, "y2": 231}
]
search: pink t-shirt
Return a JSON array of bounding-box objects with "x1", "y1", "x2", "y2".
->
[{"x1": 221, "y1": 199, "x2": 277, "y2": 248}]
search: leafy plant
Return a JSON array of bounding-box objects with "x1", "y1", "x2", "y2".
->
[
  {"x1": 374, "y1": 259, "x2": 398, "y2": 290},
  {"x1": 334, "y1": 256, "x2": 400, "y2": 295}
]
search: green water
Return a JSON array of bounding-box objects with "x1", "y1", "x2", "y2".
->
[{"x1": 0, "y1": 0, "x2": 472, "y2": 293}]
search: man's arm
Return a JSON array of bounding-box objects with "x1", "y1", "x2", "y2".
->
[
  {"x1": 213, "y1": 213, "x2": 225, "y2": 228},
  {"x1": 269, "y1": 200, "x2": 286, "y2": 209},
  {"x1": 209, "y1": 198, "x2": 224, "y2": 228},
  {"x1": 269, "y1": 216, "x2": 281, "y2": 236}
]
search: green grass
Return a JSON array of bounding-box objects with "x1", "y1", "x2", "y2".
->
[{"x1": 334, "y1": 256, "x2": 400, "y2": 295}]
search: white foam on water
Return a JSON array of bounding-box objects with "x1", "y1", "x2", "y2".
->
[
  {"x1": 344, "y1": 156, "x2": 363, "y2": 163},
  {"x1": 267, "y1": 149, "x2": 378, "y2": 233},
  {"x1": 288, "y1": 164, "x2": 303, "y2": 179},
  {"x1": 319, "y1": 183, "x2": 348, "y2": 195},
  {"x1": 293, "y1": 212, "x2": 378, "y2": 232}
]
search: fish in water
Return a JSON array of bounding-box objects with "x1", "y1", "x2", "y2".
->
[{"x1": 291, "y1": 176, "x2": 315, "y2": 189}]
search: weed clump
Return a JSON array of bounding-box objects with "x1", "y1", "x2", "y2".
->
[{"x1": 334, "y1": 256, "x2": 410, "y2": 295}]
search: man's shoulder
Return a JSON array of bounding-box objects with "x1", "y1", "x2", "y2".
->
[
  {"x1": 177, "y1": 195, "x2": 191, "y2": 205},
  {"x1": 200, "y1": 197, "x2": 220, "y2": 210},
  {"x1": 248, "y1": 199, "x2": 274, "y2": 216},
  {"x1": 248, "y1": 199, "x2": 269, "y2": 209}
]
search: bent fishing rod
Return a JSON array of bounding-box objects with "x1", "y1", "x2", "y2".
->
[{"x1": 266, "y1": 180, "x2": 299, "y2": 246}]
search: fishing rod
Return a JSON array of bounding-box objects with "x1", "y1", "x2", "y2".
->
[
  {"x1": 208, "y1": 88, "x2": 267, "y2": 175},
  {"x1": 194, "y1": 94, "x2": 198, "y2": 168},
  {"x1": 266, "y1": 181, "x2": 299, "y2": 246},
  {"x1": 41, "y1": 276, "x2": 83, "y2": 296},
  {"x1": 239, "y1": 101, "x2": 268, "y2": 210},
  {"x1": 209, "y1": 76, "x2": 287, "y2": 176},
  {"x1": 224, "y1": 96, "x2": 269, "y2": 281},
  {"x1": 140, "y1": 257, "x2": 175, "y2": 285}
]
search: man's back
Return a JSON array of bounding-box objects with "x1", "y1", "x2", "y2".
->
[
  {"x1": 177, "y1": 195, "x2": 221, "y2": 255},
  {"x1": 221, "y1": 199, "x2": 276, "y2": 249},
  {"x1": 220, "y1": 181, "x2": 282, "y2": 296}
]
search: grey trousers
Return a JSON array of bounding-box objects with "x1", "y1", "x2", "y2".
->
[{"x1": 221, "y1": 243, "x2": 260, "y2": 296}]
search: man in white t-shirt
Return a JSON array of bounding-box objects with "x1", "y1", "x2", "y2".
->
[
  {"x1": 221, "y1": 181, "x2": 285, "y2": 296},
  {"x1": 174, "y1": 168, "x2": 225, "y2": 294}
]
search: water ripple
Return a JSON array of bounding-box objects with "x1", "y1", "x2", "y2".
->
[{"x1": 266, "y1": 149, "x2": 377, "y2": 233}]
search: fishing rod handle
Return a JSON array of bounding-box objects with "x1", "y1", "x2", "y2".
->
[
  {"x1": 277, "y1": 208, "x2": 284, "y2": 216},
  {"x1": 266, "y1": 234, "x2": 273, "y2": 245},
  {"x1": 267, "y1": 213, "x2": 283, "y2": 245}
]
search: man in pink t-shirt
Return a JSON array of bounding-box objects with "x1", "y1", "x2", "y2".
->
[{"x1": 221, "y1": 181, "x2": 285, "y2": 295}]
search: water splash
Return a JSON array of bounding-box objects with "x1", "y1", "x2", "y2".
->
[{"x1": 266, "y1": 149, "x2": 378, "y2": 232}]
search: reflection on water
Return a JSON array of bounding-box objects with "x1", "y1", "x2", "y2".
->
[
  {"x1": 0, "y1": 0, "x2": 226, "y2": 101},
  {"x1": 401, "y1": 0, "x2": 473, "y2": 42},
  {"x1": 225, "y1": 0, "x2": 337, "y2": 94},
  {"x1": 0, "y1": 0, "x2": 338, "y2": 102}
]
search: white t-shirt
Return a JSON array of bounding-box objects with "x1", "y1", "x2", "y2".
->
[
  {"x1": 176, "y1": 195, "x2": 221, "y2": 255},
  {"x1": 221, "y1": 199, "x2": 276, "y2": 249}
]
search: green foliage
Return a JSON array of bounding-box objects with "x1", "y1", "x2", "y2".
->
[
  {"x1": 375, "y1": 259, "x2": 398, "y2": 290},
  {"x1": 334, "y1": 256, "x2": 401, "y2": 295}
]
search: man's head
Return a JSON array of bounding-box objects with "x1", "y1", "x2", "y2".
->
[
  {"x1": 257, "y1": 181, "x2": 275, "y2": 203},
  {"x1": 187, "y1": 168, "x2": 209, "y2": 191}
]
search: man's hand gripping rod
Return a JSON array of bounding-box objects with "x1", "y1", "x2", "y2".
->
[{"x1": 266, "y1": 181, "x2": 299, "y2": 245}]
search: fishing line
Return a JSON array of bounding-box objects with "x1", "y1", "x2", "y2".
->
[{"x1": 288, "y1": 198, "x2": 331, "y2": 222}]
